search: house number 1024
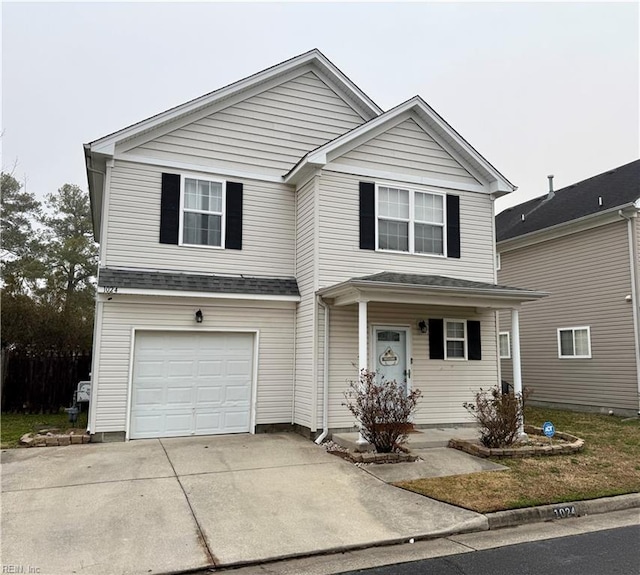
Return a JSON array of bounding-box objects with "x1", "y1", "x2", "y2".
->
[{"x1": 553, "y1": 506, "x2": 576, "y2": 519}]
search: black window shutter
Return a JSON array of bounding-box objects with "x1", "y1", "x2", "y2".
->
[
  {"x1": 446, "y1": 194, "x2": 460, "y2": 258},
  {"x1": 225, "y1": 182, "x2": 243, "y2": 250},
  {"x1": 359, "y1": 182, "x2": 375, "y2": 250},
  {"x1": 468, "y1": 320, "x2": 482, "y2": 360},
  {"x1": 428, "y1": 318, "x2": 444, "y2": 360},
  {"x1": 160, "y1": 173, "x2": 180, "y2": 245}
]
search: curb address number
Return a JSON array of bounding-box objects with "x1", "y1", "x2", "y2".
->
[{"x1": 553, "y1": 505, "x2": 576, "y2": 519}]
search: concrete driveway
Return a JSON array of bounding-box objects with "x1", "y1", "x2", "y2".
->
[{"x1": 1, "y1": 433, "x2": 486, "y2": 575}]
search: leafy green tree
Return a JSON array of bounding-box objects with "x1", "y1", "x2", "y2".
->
[
  {"x1": 39, "y1": 184, "x2": 98, "y2": 316},
  {"x1": 0, "y1": 172, "x2": 45, "y2": 295},
  {"x1": 1, "y1": 180, "x2": 97, "y2": 353}
]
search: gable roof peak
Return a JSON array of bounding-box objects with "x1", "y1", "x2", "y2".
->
[
  {"x1": 86, "y1": 49, "x2": 382, "y2": 155},
  {"x1": 286, "y1": 93, "x2": 515, "y2": 194}
]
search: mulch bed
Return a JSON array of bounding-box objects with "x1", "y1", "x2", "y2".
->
[{"x1": 449, "y1": 425, "x2": 584, "y2": 458}]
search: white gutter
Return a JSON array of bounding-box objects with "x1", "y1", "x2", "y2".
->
[
  {"x1": 618, "y1": 209, "x2": 640, "y2": 414},
  {"x1": 315, "y1": 296, "x2": 330, "y2": 444}
]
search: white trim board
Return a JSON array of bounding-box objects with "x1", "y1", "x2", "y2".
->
[{"x1": 97, "y1": 288, "x2": 300, "y2": 302}]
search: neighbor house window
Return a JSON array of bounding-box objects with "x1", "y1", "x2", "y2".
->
[
  {"x1": 557, "y1": 326, "x2": 591, "y2": 359},
  {"x1": 181, "y1": 177, "x2": 225, "y2": 247},
  {"x1": 377, "y1": 185, "x2": 445, "y2": 255},
  {"x1": 445, "y1": 319, "x2": 466, "y2": 359},
  {"x1": 499, "y1": 331, "x2": 511, "y2": 359}
]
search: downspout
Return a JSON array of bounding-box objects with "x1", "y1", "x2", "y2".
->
[
  {"x1": 292, "y1": 185, "x2": 298, "y2": 424},
  {"x1": 619, "y1": 208, "x2": 640, "y2": 414},
  {"x1": 315, "y1": 296, "x2": 330, "y2": 444}
]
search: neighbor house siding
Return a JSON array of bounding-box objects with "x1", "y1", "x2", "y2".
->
[
  {"x1": 93, "y1": 296, "x2": 296, "y2": 433},
  {"x1": 317, "y1": 170, "x2": 495, "y2": 288},
  {"x1": 104, "y1": 159, "x2": 296, "y2": 276},
  {"x1": 294, "y1": 176, "x2": 317, "y2": 430},
  {"x1": 327, "y1": 303, "x2": 498, "y2": 428},
  {"x1": 498, "y1": 221, "x2": 638, "y2": 412},
  {"x1": 329, "y1": 118, "x2": 480, "y2": 187},
  {"x1": 123, "y1": 71, "x2": 366, "y2": 178}
]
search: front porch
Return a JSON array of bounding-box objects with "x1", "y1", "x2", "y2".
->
[{"x1": 316, "y1": 272, "x2": 548, "y2": 433}]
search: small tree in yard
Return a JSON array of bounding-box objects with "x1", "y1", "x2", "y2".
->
[
  {"x1": 343, "y1": 370, "x2": 422, "y2": 453},
  {"x1": 464, "y1": 387, "x2": 530, "y2": 448}
]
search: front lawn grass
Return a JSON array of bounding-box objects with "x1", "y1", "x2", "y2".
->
[
  {"x1": 1, "y1": 410, "x2": 89, "y2": 449},
  {"x1": 397, "y1": 406, "x2": 640, "y2": 513}
]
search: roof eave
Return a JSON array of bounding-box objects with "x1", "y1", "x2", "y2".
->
[
  {"x1": 497, "y1": 200, "x2": 640, "y2": 249},
  {"x1": 318, "y1": 278, "x2": 548, "y2": 303}
]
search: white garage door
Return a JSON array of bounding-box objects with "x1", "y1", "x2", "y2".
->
[{"x1": 130, "y1": 331, "x2": 254, "y2": 439}]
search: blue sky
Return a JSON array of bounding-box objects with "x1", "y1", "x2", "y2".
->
[{"x1": 2, "y1": 2, "x2": 638, "y2": 212}]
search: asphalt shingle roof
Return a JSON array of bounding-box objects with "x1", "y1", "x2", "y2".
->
[
  {"x1": 496, "y1": 159, "x2": 640, "y2": 242},
  {"x1": 98, "y1": 268, "x2": 300, "y2": 297},
  {"x1": 355, "y1": 272, "x2": 537, "y2": 294}
]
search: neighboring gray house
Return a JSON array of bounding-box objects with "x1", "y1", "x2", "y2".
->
[
  {"x1": 84, "y1": 49, "x2": 544, "y2": 442},
  {"x1": 497, "y1": 160, "x2": 640, "y2": 416}
]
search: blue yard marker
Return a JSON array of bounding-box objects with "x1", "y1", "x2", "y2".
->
[{"x1": 543, "y1": 421, "x2": 555, "y2": 438}]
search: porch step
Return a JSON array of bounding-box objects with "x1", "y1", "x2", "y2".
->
[{"x1": 331, "y1": 426, "x2": 479, "y2": 452}]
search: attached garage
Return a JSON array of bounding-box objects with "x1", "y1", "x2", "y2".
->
[{"x1": 129, "y1": 331, "x2": 256, "y2": 439}]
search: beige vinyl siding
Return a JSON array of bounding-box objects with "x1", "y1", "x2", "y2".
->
[
  {"x1": 327, "y1": 303, "x2": 498, "y2": 428},
  {"x1": 330, "y1": 118, "x2": 480, "y2": 186},
  {"x1": 294, "y1": 177, "x2": 316, "y2": 429},
  {"x1": 104, "y1": 159, "x2": 295, "y2": 276},
  {"x1": 498, "y1": 221, "x2": 638, "y2": 412},
  {"x1": 317, "y1": 171, "x2": 495, "y2": 287},
  {"x1": 93, "y1": 295, "x2": 295, "y2": 433},
  {"x1": 127, "y1": 72, "x2": 365, "y2": 178}
]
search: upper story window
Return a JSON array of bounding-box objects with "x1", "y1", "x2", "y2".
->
[
  {"x1": 160, "y1": 172, "x2": 242, "y2": 250},
  {"x1": 376, "y1": 185, "x2": 445, "y2": 256},
  {"x1": 557, "y1": 326, "x2": 591, "y2": 359},
  {"x1": 181, "y1": 177, "x2": 226, "y2": 248}
]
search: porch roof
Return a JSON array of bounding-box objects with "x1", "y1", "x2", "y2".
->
[{"x1": 317, "y1": 272, "x2": 548, "y2": 308}]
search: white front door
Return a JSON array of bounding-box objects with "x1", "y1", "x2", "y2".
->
[{"x1": 374, "y1": 327, "x2": 409, "y2": 393}]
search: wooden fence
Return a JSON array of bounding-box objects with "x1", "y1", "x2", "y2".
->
[{"x1": 1, "y1": 350, "x2": 92, "y2": 413}]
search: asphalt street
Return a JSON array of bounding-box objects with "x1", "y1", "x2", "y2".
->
[{"x1": 336, "y1": 525, "x2": 640, "y2": 575}]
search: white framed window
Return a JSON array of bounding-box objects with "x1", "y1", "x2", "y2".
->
[
  {"x1": 180, "y1": 176, "x2": 226, "y2": 248},
  {"x1": 557, "y1": 326, "x2": 591, "y2": 359},
  {"x1": 376, "y1": 185, "x2": 446, "y2": 256},
  {"x1": 499, "y1": 331, "x2": 511, "y2": 359},
  {"x1": 445, "y1": 319, "x2": 467, "y2": 360},
  {"x1": 496, "y1": 252, "x2": 501, "y2": 271}
]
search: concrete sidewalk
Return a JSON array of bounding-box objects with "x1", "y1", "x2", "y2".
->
[{"x1": 1, "y1": 434, "x2": 486, "y2": 575}]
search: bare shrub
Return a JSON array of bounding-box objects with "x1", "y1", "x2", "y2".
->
[
  {"x1": 343, "y1": 369, "x2": 422, "y2": 453},
  {"x1": 464, "y1": 386, "x2": 530, "y2": 448}
]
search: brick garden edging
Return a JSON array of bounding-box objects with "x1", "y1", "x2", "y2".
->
[
  {"x1": 19, "y1": 430, "x2": 90, "y2": 447},
  {"x1": 448, "y1": 425, "x2": 584, "y2": 458},
  {"x1": 331, "y1": 450, "x2": 420, "y2": 464}
]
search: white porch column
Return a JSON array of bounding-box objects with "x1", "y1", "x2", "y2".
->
[
  {"x1": 511, "y1": 307, "x2": 525, "y2": 436},
  {"x1": 357, "y1": 300, "x2": 369, "y2": 447},
  {"x1": 358, "y1": 300, "x2": 368, "y2": 374}
]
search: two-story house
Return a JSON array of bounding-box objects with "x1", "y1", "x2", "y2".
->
[
  {"x1": 497, "y1": 160, "x2": 640, "y2": 417},
  {"x1": 84, "y1": 50, "x2": 545, "y2": 442}
]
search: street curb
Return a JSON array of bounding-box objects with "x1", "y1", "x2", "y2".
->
[
  {"x1": 162, "y1": 494, "x2": 639, "y2": 574},
  {"x1": 161, "y1": 517, "x2": 489, "y2": 575},
  {"x1": 485, "y1": 493, "x2": 640, "y2": 530}
]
